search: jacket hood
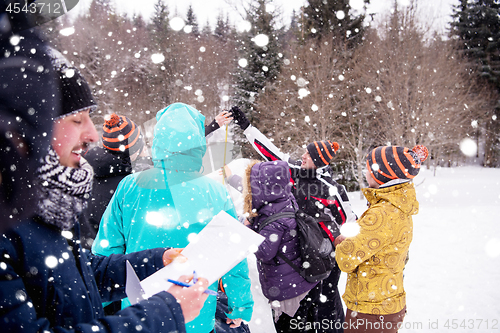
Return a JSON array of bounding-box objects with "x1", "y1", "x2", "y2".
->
[
  {"x1": 152, "y1": 103, "x2": 206, "y2": 171},
  {"x1": 243, "y1": 160, "x2": 295, "y2": 218},
  {"x1": 362, "y1": 181, "x2": 419, "y2": 216}
]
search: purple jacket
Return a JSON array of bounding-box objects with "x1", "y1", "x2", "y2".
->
[{"x1": 244, "y1": 160, "x2": 318, "y2": 301}]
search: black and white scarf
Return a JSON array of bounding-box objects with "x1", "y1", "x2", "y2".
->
[{"x1": 36, "y1": 146, "x2": 94, "y2": 231}]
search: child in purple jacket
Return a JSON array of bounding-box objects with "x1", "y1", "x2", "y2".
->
[{"x1": 239, "y1": 160, "x2": 320, "y2": 332}]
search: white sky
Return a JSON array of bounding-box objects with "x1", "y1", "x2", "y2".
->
[{"x1": 73, "y1": 0, "x2": 458, "y2": 32}]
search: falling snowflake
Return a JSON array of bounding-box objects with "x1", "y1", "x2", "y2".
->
[
  {"x1": 151, "y1": 53, "x2": 165, "y2": 64},
  {"x1": 60, "y1": 27, "x2": 75, "y2": 36},
  {"x1": 238, "y1": 58, "x2": 248, "y2": 68},
  {"x1": 170, "y1": 17, "x2": 185, "y2": 31},
  {"x1": 253, "y1": 34, "x2": 269, "y2": 47},
  {"x1": 9, "y1": 35, "x2": 20, "y2": 46},
  {"x1": 45, "y1": 256, "x2": 58, "y2": 269},
  {"x1": 297, "y1": 77, "x2": 307, "y2": 87},
  {"x1": 340, "y1": 223, "x2": 360, "y2": 238},
  {"x1": 459, "y1": 138, "x2": 477, "y2": 157},
  {"x1": 298, "y1": 88, "x2": 310, "y2": 99}
]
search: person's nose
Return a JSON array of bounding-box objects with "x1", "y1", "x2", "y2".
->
[{"x1": 82, "y1": 113, "x2": 98, "y2": 143}]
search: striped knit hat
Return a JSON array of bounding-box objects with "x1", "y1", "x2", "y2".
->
[
  {"x1": 102, "y1": 114, "x2": 144, "y2": 156},
  {"x1": 366, "y1": 145, "x2": 429, "y2": 185},
  {"x1": 306, "y1": 140, "x2": 340, "y2": 168}
]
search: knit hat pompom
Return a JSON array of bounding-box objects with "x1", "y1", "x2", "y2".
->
[
  {"x1": 104, "y1": 113, "x2": 121, "y2": 128},
  {"x1": 412, "y1": 145, "x2": 429, "y2": 163},
  {"x1": 331, "y1": 141, "x2": 340, "y2": 153},
  {"x1": 102, "y1": 113, "x2": 144, "y2": 157},
  {"x1": 306, "y1": 140, "x2": 339, "y2": 168}
]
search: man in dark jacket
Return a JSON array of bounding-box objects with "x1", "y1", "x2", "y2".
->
[
  {"x1": 231, "y1": 106, "x2": 357, "y2": 332},
  {"x1": 0, "y1": 47, "x2": 209, "y2": 332}
]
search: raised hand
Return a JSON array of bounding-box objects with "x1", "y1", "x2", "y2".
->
[{"x1": 229, "y1": 106, "x2": 250, "y2": 130}]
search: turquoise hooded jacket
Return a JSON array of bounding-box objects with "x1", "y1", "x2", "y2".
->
[{"x1": 92, "y1": 103, "x2": 254, "y2": 333}]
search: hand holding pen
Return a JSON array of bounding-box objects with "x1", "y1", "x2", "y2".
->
[
  {"x1": 167, "y1": 274, "x2": 210, "y2": 323},
  {"x1": 168, "y1": 271, "x2": 218, "y2": 296}
]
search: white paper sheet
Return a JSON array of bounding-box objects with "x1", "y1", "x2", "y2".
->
[
  {"x1": 125, "y1": 260, "x2": 146, "y2": 304},
  {"x1": 126, "y1": 210, "x2": 264, "y2": 303}
]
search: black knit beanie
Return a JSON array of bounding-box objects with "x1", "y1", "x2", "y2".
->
[
  {"x1": 48, "y1": 47, "x2": 97, "y2": 119},
  {"x1": 102, "y1": 113, "x2": 144, "y2": 157},
  {"x1": 366, "y1": 145, "x2": 429, "y2": 185},
  {"x1": 306, "y1": 140, "x2": 340, "y2": 168},
  {"x1": 57, "y1": 67, "x2": 96, "y2": 118}
]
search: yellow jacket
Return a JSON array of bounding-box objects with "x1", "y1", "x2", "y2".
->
[{"x1": 335, "y1": 182, "x2": 418, "y2": 315}]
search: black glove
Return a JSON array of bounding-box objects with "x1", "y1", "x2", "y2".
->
[{"x1": 230, "y1": 106, "x2": 250, "y2": 130}]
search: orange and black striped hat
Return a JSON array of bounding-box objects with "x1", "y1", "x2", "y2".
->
[
  {"x1": 366, "y1": 145, "x2": 429, "y2": 185},
  {"x1": 102, "y1": 113, "x2": 144, "y2": 157},
  {"x1": 306, "y1": 140, "x2": 340, "y2": 168}
]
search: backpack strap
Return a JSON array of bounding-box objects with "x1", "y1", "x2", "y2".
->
[
  {"x1": 257, "y1": 212, "x2": 296, "y2": 232},
  {"x1": 275, "y1": 252, "x2": 303, "y2": 275}
]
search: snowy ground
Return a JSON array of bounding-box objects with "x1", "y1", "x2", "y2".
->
[{"x1": 243, "y1": 166, "x2": 500, "y2": 332}]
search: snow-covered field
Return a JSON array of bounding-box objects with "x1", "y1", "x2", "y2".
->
[{"x1": 244, "y1": 166, "x2": 500, "y2": 332}]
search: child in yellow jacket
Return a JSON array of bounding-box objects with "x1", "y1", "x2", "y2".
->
[{"x1": 335, "y1": 145, "x2": 428, "y2": 333}]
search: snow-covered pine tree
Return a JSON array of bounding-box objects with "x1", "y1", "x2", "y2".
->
[
  {"x1": 150, "y1": 0, "x2": 169, "y2": 47},
  {"x1": 214, "y1": 12, "x2": 230, "y2": 41},
  {"x1": 146, "y1": 0, "x2": 178, "y2": 107},
  {"x1": 232, "y1": 0, "x2": 283, "y2": 123},
  {"x1": 201, "y1": 19, "x2": 212, "y2": 36},
  {"x1": 302, "y1": 0, "x2": 368, "y2": 47},
  {"x1": 450, "y1": 0, "x2": 500, "y2": 91},
  {"x1": 449, "y1": 0, "x2": 500, "y2": 166},
  {"x1": 186, "y1": 5, "x2": 199, "y2": 36}
]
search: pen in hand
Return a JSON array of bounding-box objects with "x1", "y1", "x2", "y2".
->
[{"x1": 167, "y1": 278, "x2": 218, "y2": 296}]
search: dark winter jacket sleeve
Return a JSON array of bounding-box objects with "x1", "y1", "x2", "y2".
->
[
  {"x1": 74, "y1": 291, "x2": 186, "y2": 333},
  {"x1": 0, "y1": 220, "x2": 186, "y2": 333},
  {"x1": 205, "y1": 118, "x2": 220, "y2": 137},
  {"x1": 90, "y1": 248, "x2": 166, "y2": 302}
]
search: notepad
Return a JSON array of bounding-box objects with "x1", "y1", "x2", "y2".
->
[{"x1": 126, "y1": 210, "x2": 265, "y2": 303}]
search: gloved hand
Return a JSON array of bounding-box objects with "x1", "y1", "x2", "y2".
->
[{"x1": 230, "y1": 106, "x2": 250, "y2": 130}]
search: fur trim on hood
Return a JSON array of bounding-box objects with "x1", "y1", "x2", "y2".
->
[{"x1": 243, "y1": 159, "x2": 261, "y2": 219}]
